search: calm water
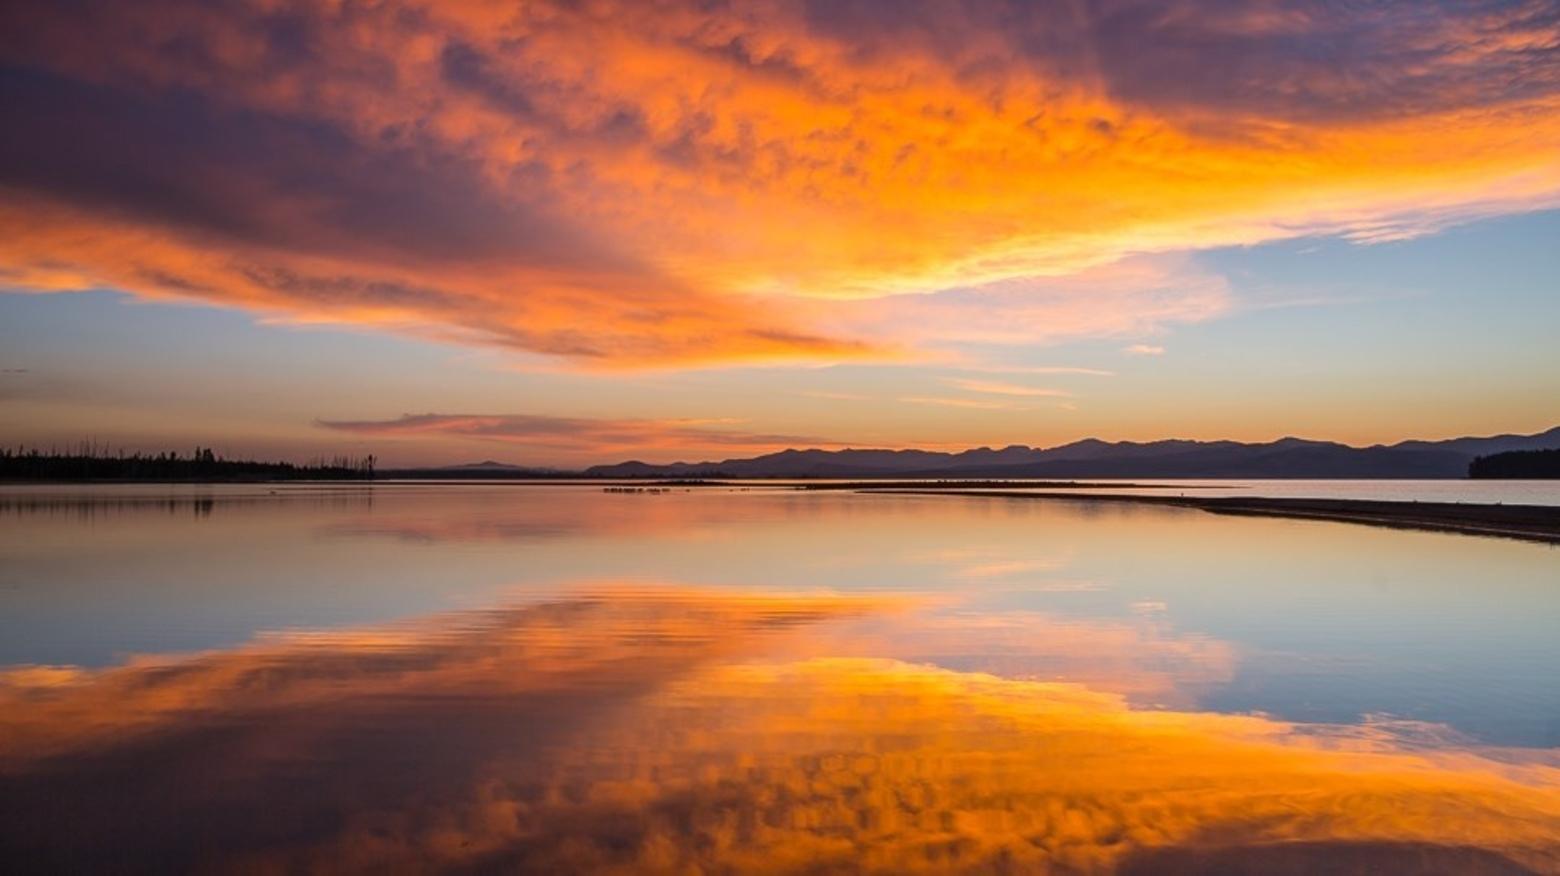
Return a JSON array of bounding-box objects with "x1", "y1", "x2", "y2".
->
[
  {"x1": 932, "y1": 478, "x2": 1560, "y2": 505},
  {"x1": 402, "y1": 478, "x2": 1560, "y2": 505},
  {"x1": 2, "y1": 483, "x2": 1558, "y2": 872}
]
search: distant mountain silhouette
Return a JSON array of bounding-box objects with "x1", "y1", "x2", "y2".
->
[
  {"x1": 384, "y1": 460, "x2": 568, "y2": 479},
  {"x1": 583, "y1": 426, "x2": 1560, "y2": 479}
]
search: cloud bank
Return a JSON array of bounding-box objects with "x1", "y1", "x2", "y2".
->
[{"x1": 3, "y1": 0, "x2": 1559, "y2": 366}]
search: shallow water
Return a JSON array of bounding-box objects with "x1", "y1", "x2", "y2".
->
[
  {"x1": 1, "y1": 484, "x2": 1557, "y2": 871},
  {"x1": 909, "y1": 477, "x2": 1560, "y2": 506}
]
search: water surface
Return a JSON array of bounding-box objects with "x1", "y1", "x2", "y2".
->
[
  {"x1": 2, "y1": 484, "x2": 1557, "y2": 872},
  {"x1": 915, "y1": 478, "x2": 1560, "y2": 505}
]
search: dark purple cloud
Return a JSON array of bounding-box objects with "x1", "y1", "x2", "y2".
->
[{"x1": 316, "y1": 412, "x2": 845, "y2": 453}]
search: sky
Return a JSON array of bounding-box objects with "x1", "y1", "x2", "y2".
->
[{"x1": 1, "y1": 0, "x2": 1558, "y2": 467}]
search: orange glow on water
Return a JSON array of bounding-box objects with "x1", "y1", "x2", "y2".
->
[{"x1": 3, "y1": 587, "x2": 1556, "y2": 872}]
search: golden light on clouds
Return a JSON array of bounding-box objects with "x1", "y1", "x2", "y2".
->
[{"x1": 2, "y1": 1, "x2": 1559, "y2": 367}]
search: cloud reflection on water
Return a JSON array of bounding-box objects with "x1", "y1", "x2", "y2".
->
[{"x1": 1, "y1": 587, "x2": 1555, "y2": 873}]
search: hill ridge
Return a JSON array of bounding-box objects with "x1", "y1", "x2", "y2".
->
[{"x1": 580, "y1": 426, "x2": 1560, "y2": 479}]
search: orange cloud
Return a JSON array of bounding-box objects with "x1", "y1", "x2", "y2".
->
[{"x1": 2, "y1": 1, "x2": 1559, "y2": 367}]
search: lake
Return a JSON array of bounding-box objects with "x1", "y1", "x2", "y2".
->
[
  {"x1": 911, "y1": 477, "x2": 1560, "y2": 505},
  {"x1": 2, "y1": 483, "x2": 1557, "y2": 872}
]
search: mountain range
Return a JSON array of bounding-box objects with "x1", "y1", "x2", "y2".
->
[{"x1": 576, "y1": 426, "x2": 1560, "y2": 479}]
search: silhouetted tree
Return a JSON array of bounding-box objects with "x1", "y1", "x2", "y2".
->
[
  {"x1": 1469, "y1": 449, "x2": 1560, "y2": 479},
  {"x1": 0, "y1": 445, "x2": 378, "y2": 482}
]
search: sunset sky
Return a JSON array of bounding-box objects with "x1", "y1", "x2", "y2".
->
[{"x1": 2, "y1": 0, "x2": 1558, "y2": 466}]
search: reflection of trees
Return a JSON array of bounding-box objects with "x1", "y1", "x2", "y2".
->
[{"x1": 0, "y1": 489, "x2": 375, "y2": 521}]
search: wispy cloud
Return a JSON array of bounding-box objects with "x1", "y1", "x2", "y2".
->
[
  {"x1": 954, "y1": 365, "x2": 1115, "y2": 377},
  {"x1": 952, "y1": 560, "x2": 1059, "y2": 580},
  {"x1": 940, "y1": 378, "x2": 1073, "y2": 398},
  {"x1": 1123, "y1": 344, "x2": 1166, "y2": 356},
  {"x1": 796, "y1": 390, "x2": 871, "y2": 401},
  {"x1": 899, "y1": 396, "x2": 1060, "y2": 412}
]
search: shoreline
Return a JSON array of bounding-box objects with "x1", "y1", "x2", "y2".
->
[
  {"x1": 867, "y1": 489, "x2": 1560, "y2": 545},
  {"x1": 3, "y1": 479, "x2": 1556, "y2": 544},
  {"x1": 0, "y1": 478, "x2": 1200, "y2": 488}
]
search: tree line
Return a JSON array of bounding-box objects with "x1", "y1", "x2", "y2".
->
[
  {"x1": 0, "y1": 445, "x2": 376, "y2": 481},
  {"x1": 1468, "y1": 449, "x2": 1560, "y2": 479}
]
